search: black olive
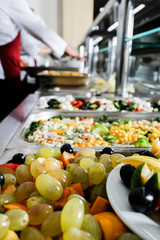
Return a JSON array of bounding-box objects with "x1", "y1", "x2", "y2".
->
[
  {"x1": 137, "y1": 150, "x2": 156, "y2": 159},
  {"x1": 129, "y1": 187, "x2": 155, "y2": 213},
  {"x1": 81, "y1": 102, "x2": 90, "y2": 110},
  {"x1": 101, "y1": 147, "x2": 114, "y2": 155},
  {"x1": 120, "y1": 164, "x2": 135, "y2": 188},
  {"x1": 8, "y1": 153, "x2": 25, "y2": 164},
  {"x1": 0, "y1": 173, "x2": 5, "y2": 187},
  {"x1": 60, "y1": 143, "x2": 73, "y2": 154},
  {"x1": 75, "y1": 98, "x2": 85, "y2": 102}
]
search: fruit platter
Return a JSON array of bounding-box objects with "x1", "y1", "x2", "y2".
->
[
  {"x1": 107, "y1": 138, "x2": 160, "y2": 240},
  {"x1": 37, "y1": 95, "x2": 160, "y2": 112},
  {"x1": 1, "y1": 138, "x2": 160, "y2": 239}
]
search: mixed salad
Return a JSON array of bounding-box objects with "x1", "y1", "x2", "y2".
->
[
  {"x1": 38, "y1": 95, "x2": 160, "y2": 112},
  {"x1": 25, "y1": 115, "x2": 160, "y2": 148}
]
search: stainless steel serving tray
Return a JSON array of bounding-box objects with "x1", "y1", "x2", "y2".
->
[
  {"x1": 35, "y1": 94, "x2": 159, "y2": 112},
  {"x1": 6, "y1": 110, "x2": 160, "y2": 151},
  {"x1": 37, "y1": 71, "x2": 89, "y2": 87}
]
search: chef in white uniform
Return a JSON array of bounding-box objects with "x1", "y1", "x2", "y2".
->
[{"x1": 0, "y1": 0, "x2": 79, "y2": 121}]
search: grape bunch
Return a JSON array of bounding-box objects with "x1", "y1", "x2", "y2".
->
[{"x1": 0, "y1": 145, "x2": 139, "y2": 240}]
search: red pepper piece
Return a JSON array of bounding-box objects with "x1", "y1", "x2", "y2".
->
[
  {"x1": 135, "y1": 108, "x2": 143, "y2": 112},
  {"x1": 74, "y1": 101, "x2": 83, "y2": 108},
  {"x1": 71, "y1": 100, "x2": 78, "y2": 105},
  {"x1": 79, "y1": 117, "x2": 87, "y2": 121},
  {"x1": 94, "y1": 100, "x2": 100, "y2": 104},
  {"x1": 1, "y1": 163, "x2": 19, "y2": 171},
  {"x1": 71, "y1": 100, "x2": 83, "y2": 109}
]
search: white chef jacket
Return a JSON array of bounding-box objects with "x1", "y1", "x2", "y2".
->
[{"x1": 0, "y1": 0, "x2": 67, "y2": 58}]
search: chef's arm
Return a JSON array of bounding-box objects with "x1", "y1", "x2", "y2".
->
[
  {"x1": 10, "y1": 0, "x2": 67, "y2": 58},
  {"x1": 38, "y1": 47, "x2": 52, "y2": 55}
]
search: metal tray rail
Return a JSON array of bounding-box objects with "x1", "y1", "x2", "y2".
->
[
  {"x1": 6, "y1": 110, "x2": 160, "y2": 151},
  {"x1": 0, "y1": 147, "x2": 151, "y2": 165}
]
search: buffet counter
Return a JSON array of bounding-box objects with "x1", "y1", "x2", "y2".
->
[{"x1": 0, "y1": 92, "x2": 40, "y2": 156}]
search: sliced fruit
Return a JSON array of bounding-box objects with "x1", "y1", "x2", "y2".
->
[
  {"x1": 150, "y1": 137, "x2": 160, "y2": 155},
  {"x1": 130, "y1": 163, "x2": 153, "y2": 190},
  {"x1": 117, "y1": 155, "x2": 160, "y2": 172},
  {"x1": 155, "y1": 149, "x2": 160, "y2": 159},
  {"x1": 94, "y1": 212, "x2": 127, "y2": 240},
  {"x1": 90, "y1": 124, "x2": 109, "y2": 136},
  {"x1": 144, "y1": 172, "x2": 160, "y2": 194}
]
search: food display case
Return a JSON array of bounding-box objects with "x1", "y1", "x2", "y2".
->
[{"x1": 0, "y1": 1, "x2": 160, "y2": 239}]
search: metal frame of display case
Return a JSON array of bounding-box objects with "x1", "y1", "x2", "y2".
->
[{"x1": 81, "y1": 0, "x2": 160, "y2": 98}]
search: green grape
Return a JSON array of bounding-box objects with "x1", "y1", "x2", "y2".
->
[
  {"x1": 25, "y1": 154, "x2": 36, "y2": 166},
  {"x1": 0, "y1": 194, "x2": 16, "y2": 213},
  {"x1": 36, "y1": 147, "x2": 61, "y2": 159},
  {"x1": 68, "y1": 194, "x2": 89, "y2": 214},
  {"x1": 118, "y1": 232, "x2": 143, "y2": 240},
  {"x1": 28, "y1": 203, "x2": 53, "y2": 225},
  {"x1": 81, "y1": 214, "x2": 102, "y2": 240},
  {"x1": 89, "y1": 163, "x2": 105, "y2": 185},
  {"x1": 55, "y1": 169, "x2": 73, "y2": 185},
  {"x1": 30, "y1": 161, "x2": 46, "y2": 178},
  {"x1": 29, "y1": 191, "x2": 40, "y2": 198},
  {"x1": 1, "y1": 229, "x2": 19, "y2": 240},
  {"x1": 98, "y1": 154, "x2": 110, "y2": 161},
  {"x1": 102, "y1": 172, "x2": 110, "y2": 183},
  {"x1": 47, "y1": 170, "x2": 68, "y2": 188},
  {"x1": 14, "y1": 182, "x2": 36, "y2": 202},
  {"x1": 41, "y1": 211, "x2": 62, "y2": 237},
  {"x1": 44, "y1": 158, "x2": 61, "y2": 171},
  {"x1": 26, "y1": 196, "x2": 51, "y2": 209},
  {"x1": 61, "y1": 198, "x2": 84, "y2": 232},
  {"x1": 66, "y1": 163, "x2": 78, "y2": 175},
  {"x1": 89, "y1": 183, "x2": 108, "y2": 204},
  {"x1": 74, "y1": 156, "x2": 97, "y2": 164},
  {"x1": 3, "y1": 174, "x2": 17, "y2": 188},
  {"x1": 36, "y1": 174, "x2": 63, "y2": 201},
  {"x1": 99, "y1": 154, "x2": 113, "y2": 172},
  {"x1": 0, "y1": 214, "x2": 10, "y2": 238},
  {"x1": 5, "y1": 209, "x2": 29, "y2": 231},
  {"x1": 75, "y1": 148, "x2": 96, "y2": 160},
  {"x1": 80, "y1": 158, "x2": 95, "y2": 171},
  {"x1": 72, "y1": 166, "x2": 89, "y2": 190},
  {"x1": 20, "y1": 226, "x2": 45, "y2": 240},
  {"x1": 109, "y1": 153, "x2": 125, "y2": 168},
  {"x1": 63, "y1": 228, "x2": 95, "y2": 240},
  {"x1": 15, "y1": 165, "x2": 33, "y2": 184}
]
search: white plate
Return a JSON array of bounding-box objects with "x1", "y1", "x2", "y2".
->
[{"x1": 107, "y1": 163, "x2": 160, "y2": 240}]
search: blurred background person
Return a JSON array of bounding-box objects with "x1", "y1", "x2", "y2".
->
[{"x1": 0, "y1": 0, "x2": 80, "y2": 121}]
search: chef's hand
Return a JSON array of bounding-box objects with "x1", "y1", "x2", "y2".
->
[
  {"x1": 20, "y1": 59, "x2": 29, "y2": 68},
  {"x1": 65, "y1": 45, "x2": 85, "y2": 60}
]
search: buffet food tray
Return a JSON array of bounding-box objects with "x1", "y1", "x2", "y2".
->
[
  {"x1": 6, "y1": 110, "x2": 160, "y2": 151},
  {"x1": 37, "y1": 70, "x2": 88, "y2": 87},
  {"x1": 35, "y1": 94, "x2": 160, "y2": 113}
]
